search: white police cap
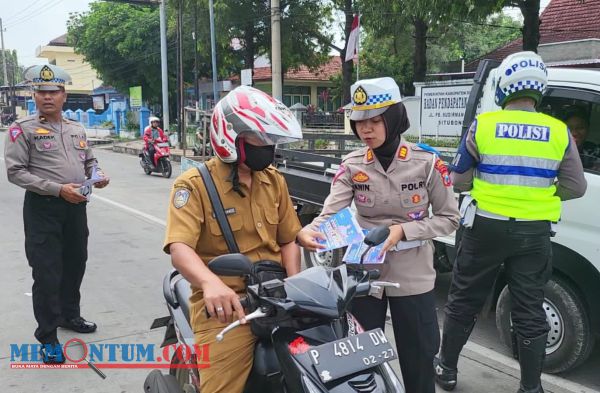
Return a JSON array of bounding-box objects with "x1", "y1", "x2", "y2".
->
[
  {"x1": 350, "y1": 77, "x2": 402, "y2": 121},
  {"x1": 24, "y1": 64, "x2": 71, "y2": 91}
]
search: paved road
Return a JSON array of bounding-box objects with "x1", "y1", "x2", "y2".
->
[{"x1": 0, "y1": 137, "x2": 598, "y2": 392}]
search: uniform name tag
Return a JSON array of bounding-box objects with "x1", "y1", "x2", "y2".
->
[
  {"x1": 211, "y1": 208, "x2": 236, "y2": 218},
  {"x1": 496, "y1": 123, "x2": 550, "y2": 142}
]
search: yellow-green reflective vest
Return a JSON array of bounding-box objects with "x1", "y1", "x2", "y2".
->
[{"x1": 471, "y1": 110, "x2": 570, "y2": 221}]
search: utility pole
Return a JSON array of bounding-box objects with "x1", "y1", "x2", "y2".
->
[
  {"x1": 193, "y1": 2, "x2": 200, "y2": 118},
  {"x1": 208, "y1": 0, "x2": 218, "y2": 106},
  {"x1": 159, "y1": 0, "x2": 170, "y2": 132},
  {"x1": 176, "y1": 0, "x2": 184, "y2": 147},
  {"x1": 0, "y1": 18, "x2": 8, "y2": 87},
  {"x1": 271, "y1": 0, "x2": 282, "y2": 101}
]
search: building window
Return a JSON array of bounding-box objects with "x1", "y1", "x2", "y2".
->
[
  {"x1": 317, "y1": 87, "x2": 341, "y2": 112},
  {"x1": 283, "y1": 86, "x2": 310, "y2": 107}
]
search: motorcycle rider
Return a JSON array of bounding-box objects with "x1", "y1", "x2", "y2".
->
[
  {"x1": 163, "y1": 86, "x2": 303, "y2": 393},
  {"x1": 143, "y1": 116, "x2": 166, "y2": 166}
]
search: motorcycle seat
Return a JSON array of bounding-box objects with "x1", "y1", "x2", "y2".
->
[{"x1": 174, "y1": 277, "x2": 192, "y2": 323}]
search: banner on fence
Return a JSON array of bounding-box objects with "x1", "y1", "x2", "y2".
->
[
  {"x1": 92, "y1": 96, "x2": 105, "y2": 111},
  {"x1": 420, "y1": 84, "x2": 471, "y2": 137},
  {"x1": 129, "y1": 86, "x2": 142, "y2": 108}
]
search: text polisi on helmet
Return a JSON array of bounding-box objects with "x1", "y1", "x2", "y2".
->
[{"x1": 504, "y1": 58, "x2": 548, "y2": 77}]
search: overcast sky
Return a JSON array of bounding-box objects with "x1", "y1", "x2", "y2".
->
[
  {"x1": 1, "y1": 0, "x2": 94, "y2": 67},
  {"x1": 3, "y1": 0, "x2": 551, "y2": 69}
]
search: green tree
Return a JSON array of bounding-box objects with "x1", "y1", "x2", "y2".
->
[
  {"x1": 0, "y1": 49, "x2": 23, "y2": 87},
  {"x1": 210, "y1": 0, "x2": 333, "y2": 80},
  {"x1": 504, "y1": 0, "x2": 540, "y2": 51},
  {"x1": 428, "y1": 13, "x2": 522, "y2": 72},
  {"x1": 360, "y1": 0, "x2": 503, "y2": 87},
  {"x1": 67, "y1": 2, "x2": 166, "y2": 102}
]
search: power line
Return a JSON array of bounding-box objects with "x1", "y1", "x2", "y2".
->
[
  {"x1": 5, "y1": 0, "x2": 66, "y2": 29},
  {"x1": 3, "y1": 0, "x2": 46, "y2": 22}
]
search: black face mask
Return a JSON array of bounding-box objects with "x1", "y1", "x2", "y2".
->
[{"x1": 243, "y1": 143, "x2": 275, "y2": 171}]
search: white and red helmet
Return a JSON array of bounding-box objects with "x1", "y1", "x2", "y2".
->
[{"x1": 210, "y1": 85, "x2": 302, "y2": 163}]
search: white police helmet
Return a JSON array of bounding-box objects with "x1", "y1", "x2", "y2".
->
[{"x1": 495, "y1": 51, "x2": 548, "y2": 107}]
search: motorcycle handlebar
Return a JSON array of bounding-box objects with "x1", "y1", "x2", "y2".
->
[{"x1": 204, "y1": 296, "x2": 250, "y2": 319}]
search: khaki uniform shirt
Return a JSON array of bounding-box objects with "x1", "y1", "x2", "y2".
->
[
  {"x1": 4, "y1": 114, "x2": 98, "y2": 196},
  {"x1": 313, "y1": 140, "x2": 460, "y2": 296},
  {"x1": 163, "y1": 158, "x2": 301, "y2": 331}
]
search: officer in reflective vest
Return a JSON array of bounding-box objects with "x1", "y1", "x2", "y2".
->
[{"x1": 434, "y1": 52, "x2": 587, "y2": 393}]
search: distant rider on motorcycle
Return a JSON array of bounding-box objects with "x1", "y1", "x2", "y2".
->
[{"x1": 143, "y1": 116, "x2": 167, "y2": 165}]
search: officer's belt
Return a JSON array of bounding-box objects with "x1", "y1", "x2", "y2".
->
[
  {"x1": 390, "y1": 239, "x2": 426, "y2": 252},
  {"x1": 476, "y1": 208, "x2": 537, "y2": 222}
]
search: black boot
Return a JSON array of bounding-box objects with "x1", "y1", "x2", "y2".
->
[
  {"x1": 516, "y1": 334, "x2": 547, "y2": 393},
  {"x1": 434, "y1": 317, "x2": 475, "y2": 391}
]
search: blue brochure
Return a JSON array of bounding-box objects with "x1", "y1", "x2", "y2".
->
[
  {"x1": 316, "y1": 207, "x2": 364, "y2": 252},
  {"x1": 343, "y1": 229, "x2": 387, "y2": 264}
]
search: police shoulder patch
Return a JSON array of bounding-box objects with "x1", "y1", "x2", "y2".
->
[
  {"x1": 9, "y1": 125, "x2": 23, "y2": 142},
  {"x1": 173, "y1": 189, "x2": 191, "y2": 209},
  {"x1": 333, "y1": 164, "x2": 347, "y2": 185}
]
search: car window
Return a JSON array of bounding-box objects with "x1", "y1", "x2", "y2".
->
[{"x1": 539, "y1": 88, "x2": 600, "y2": 174}]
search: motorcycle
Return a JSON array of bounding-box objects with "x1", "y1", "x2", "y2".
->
[
  {"x1": 139, "y1": 139, "x2": 172, "y2": 178},
  {"x1": 144, "y1": 226, "x2": 405, "y2": 393}
]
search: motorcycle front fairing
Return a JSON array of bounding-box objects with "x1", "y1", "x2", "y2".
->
[{"x1": 244, "y1": 265, "x2": 404, "y2": 392}]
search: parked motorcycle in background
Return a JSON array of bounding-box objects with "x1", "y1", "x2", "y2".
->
[
  {"x1": 144, "y1": 226, "x2": 405, "y2": 393},
  {"x1": 140, "y1": 139, "x2": 172, "y2": 178}
]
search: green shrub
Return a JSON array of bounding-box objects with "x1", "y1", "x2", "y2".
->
[
  {"x1": 315, "y1": 139, "x2": 329, "y2": 149},
  {"x1": 99, "y1": 120, "x2": 114, "y2": 129}
]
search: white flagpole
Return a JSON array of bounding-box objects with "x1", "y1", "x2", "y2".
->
[{"x1": 356, "y1": 13, "x2": 360, "y2": 81}]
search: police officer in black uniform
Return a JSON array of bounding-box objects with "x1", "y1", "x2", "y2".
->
[{"x1": 4, "y1": 65, "x2": 110, "y2": 363}]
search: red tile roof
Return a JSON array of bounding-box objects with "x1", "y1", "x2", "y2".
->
[
  {"x1": 466, "y1": 0, "x2": 600, "y2": 71},
  {"x1": 47, "y1": 34, "x2": 68, "y2": 47},
  {"x1": 235, "y1": 56, "x2": 342, "y2": 82}
]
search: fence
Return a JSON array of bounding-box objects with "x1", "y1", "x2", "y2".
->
[
  {"x1": 301, "y1": 112, "x2": 344, "y2": 129},
  {"x1": 28, "y1": 98, "x2": 151, "y2": 136}
]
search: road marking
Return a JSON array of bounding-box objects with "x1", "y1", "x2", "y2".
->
[
  {"x1": 93, "y1": 194, "x2": 167, "y2": 227},
  {"x1": 463, "y1": 339, "x2": 597, "y2": 393},
  {"x1": 0, "y1": 156, "x2": 167, "y2": 226}
]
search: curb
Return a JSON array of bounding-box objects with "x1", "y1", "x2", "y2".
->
[{"x1": 111, "y1": 144, "x2": 186, "y2": 163}]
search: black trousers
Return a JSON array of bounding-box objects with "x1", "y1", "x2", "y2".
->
[
  {"x1": 351, "y1": 290, "x2": 440, "y2": 393},
  {"x1": 23, "y1": 191, "x2": 89, "y2": 344},
  {"x1": 445, "y1": 215, "x2": 552, "y2": 339},
  {"x1": 147, "y1": 144, "x2": 156, "y2": 166}
]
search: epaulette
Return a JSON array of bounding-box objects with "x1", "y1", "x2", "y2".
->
[{"x1": 14, "y1": 115, "x2": 36, "y2": 126}]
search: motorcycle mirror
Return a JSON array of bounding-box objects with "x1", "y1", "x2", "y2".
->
[
  {"x1": 208, "y1": 253, "x2": 253, "y2": 277},
  {"x1": 364, "y1": 226, "x2": 390, "y2": 247}
]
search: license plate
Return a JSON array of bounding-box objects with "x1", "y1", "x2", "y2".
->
[
  {"x1": 157, "y1": 142, "x2": 169, "y2": 147},
  {"x1": 305, "y1": 329, "x2": 396, "y2": 383}
]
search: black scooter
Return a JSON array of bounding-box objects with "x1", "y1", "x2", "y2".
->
[{"x1": 144, "y1": 226, "x2": 405, "y2": 393}]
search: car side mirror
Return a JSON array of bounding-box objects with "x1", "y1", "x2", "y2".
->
[{"x1": 207, "y1": 254, "x2": 253, "y2": 276}]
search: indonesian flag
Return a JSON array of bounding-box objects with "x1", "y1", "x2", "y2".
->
[{"x1": 344, "y1": 14, "x2": 360, "y2": 62}]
